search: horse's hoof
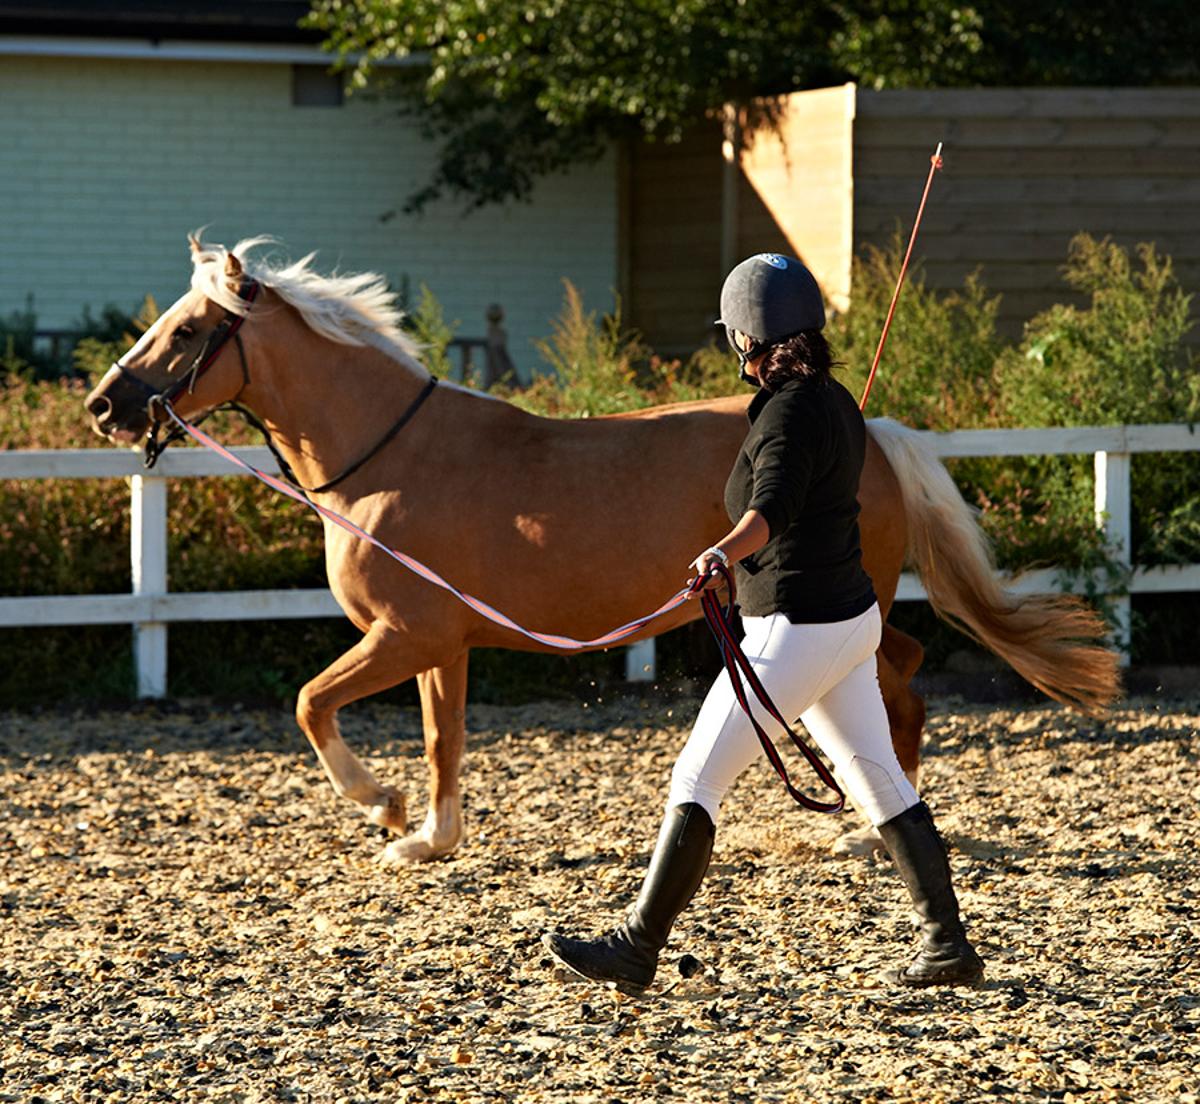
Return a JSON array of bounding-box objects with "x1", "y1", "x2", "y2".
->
[
  {"x1": 378, "y1": 830, "x2": 459, "y2": 865},
  {"x1": 832, "y1": 824, "x2": 886, "y2": 857},
  {"x1": 366, "y1": 788, "x2": 407, "y2": 832}
]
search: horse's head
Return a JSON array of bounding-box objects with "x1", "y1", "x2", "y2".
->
[{"x1": 85, "y1": 236, "x2": 257, "y2": 445}]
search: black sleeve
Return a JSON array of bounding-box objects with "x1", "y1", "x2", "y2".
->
[{"x1": 745, "y1": 398, "x2": 815, "y2": 540}]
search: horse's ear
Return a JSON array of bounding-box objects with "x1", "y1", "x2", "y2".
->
[
  {"x1": 188, "y1": 233, "x2": 202, "y2": 256},
  {"x1": 225, "y1": 251, "x2": 243, "y2": 282}
]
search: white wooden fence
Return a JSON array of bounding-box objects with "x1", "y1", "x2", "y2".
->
[{"x1": 2, "y1": 423, "x2": 1199, "y2": 698}]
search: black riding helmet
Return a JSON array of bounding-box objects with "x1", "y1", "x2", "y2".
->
[{"x1": 716, "y1": 253, "x2": 826, "y2": 380}]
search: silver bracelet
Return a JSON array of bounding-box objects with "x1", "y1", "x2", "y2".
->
[{"x1": 706, "y1": 546, "x2": 729, "y2": 566}]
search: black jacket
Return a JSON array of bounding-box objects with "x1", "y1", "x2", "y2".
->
[{"x1": 723, "y1": 376, "x2": 877, "y2": 622}]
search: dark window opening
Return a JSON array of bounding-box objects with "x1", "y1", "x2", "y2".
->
[{"x1": 292, "y1": 65, "x2": 343, "y2": 108}]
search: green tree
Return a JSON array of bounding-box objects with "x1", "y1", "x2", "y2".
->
[
  {"x1": 833, "y1": 0, "x2": 1198, "y2": 88},
  {"x1": 304, "y1": 0, "x2": 982, "y2": 210},
  {"x1": 305, "y1": 1, "x2": 1198, "y2": 212},
  {"x1": 951, "y1": 1, "x2": 1199, "y2": 87}
]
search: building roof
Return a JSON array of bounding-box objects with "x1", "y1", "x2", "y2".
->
[{"x1": 0, "y1": 1, "x2": 318, "y2": 44}]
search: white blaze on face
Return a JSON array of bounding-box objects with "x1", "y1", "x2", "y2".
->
[
  {"x1": 88, "y1": 292, "x2": 195, "y2": 445},
  {"x1": 98, "y1": 291, "x2": 192, "y2": 384},
  {"x1": 92, "y1": 362, "x2": 128, "y2": 393}
]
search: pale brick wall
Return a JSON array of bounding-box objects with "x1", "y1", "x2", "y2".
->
[{"x1": 0, "y1": 55, "x2": 619, "y2": 378}]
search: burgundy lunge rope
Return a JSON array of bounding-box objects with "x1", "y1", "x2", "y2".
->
[{"x1": 693, "y1": 567, "x2": 845, "y2": 813}]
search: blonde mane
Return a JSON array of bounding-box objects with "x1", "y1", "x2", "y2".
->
[{"x1": 188, "y1": 235, "x2": 429, "y2": 374}]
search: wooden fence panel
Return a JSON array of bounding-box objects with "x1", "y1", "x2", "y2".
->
[
  {"x1": 853, "y1": 88, "x2": 1200, "y2": 338},
  {"x1": 624, "y1": 87, "x2": 1200, "y2": 354},
  {"x1": 737, "y1": 84, "x2": 856, "y2": 312},
  {"x1": 854, "y1": 88, "x2": 1200, "y2": 119}
]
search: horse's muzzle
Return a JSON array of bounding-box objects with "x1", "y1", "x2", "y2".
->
[{"x1": 85, "y1": 374, "x2": 152, "y2": 442}]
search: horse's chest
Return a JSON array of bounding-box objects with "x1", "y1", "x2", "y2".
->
[{"x1": 321, "y1": 515, "x2": 393, "y2": 619}]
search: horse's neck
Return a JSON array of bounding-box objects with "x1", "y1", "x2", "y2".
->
[{"x1": 245, "y1": 320, "x2": 435, "y2": 494}]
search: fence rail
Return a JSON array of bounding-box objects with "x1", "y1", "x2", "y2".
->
[{"x1": 2, "y1": 422, "x2": 1198, "y2": 697}]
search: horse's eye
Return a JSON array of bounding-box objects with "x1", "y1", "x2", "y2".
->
[{"x1": 172, "y1": 324, "x2": 196, "y2": 346}]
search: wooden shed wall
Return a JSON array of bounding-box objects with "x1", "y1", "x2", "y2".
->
[
  {"x1": 626, "y1": 88, "x2": 855, "y2": 356},
  {"x1": 739, "y1": 85, "x2": 856, "y2": 314},
  {"x1": 852, "y1": 89, "x2": 1200, "y2": 336}
]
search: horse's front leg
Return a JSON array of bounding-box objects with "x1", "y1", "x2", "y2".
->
[
  {"x1": 295, "y1": 621, "x2": 420, "y2": 837},
  {"x1": 381, "y1": 653, "x2": 469, "y2": 865}
]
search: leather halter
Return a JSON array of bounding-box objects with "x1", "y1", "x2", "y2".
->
[
  {"x1": 112, "y1": 277, "x2": 260, "y2": 470},
  {"x1": 115, "y1": 275, "x2": 438, "y2": 495}
]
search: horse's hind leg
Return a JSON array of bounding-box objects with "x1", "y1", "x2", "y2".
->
[
  {"x1": 831, "y1": 624, "x2": 928, "y2": 857},
  {"x1": 380, "y1": 653, "x2": 470, "y2": 866},
  {"x1": 878, "y1": 624, "x2": 926, "y2": 781},
  {"x1": 295, "y1": 622, "x2": 420, "y2": 835}
]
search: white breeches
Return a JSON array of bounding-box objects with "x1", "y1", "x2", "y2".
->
[{"x1": 667, "y1": 604, "x2": 920, "y2": 827}]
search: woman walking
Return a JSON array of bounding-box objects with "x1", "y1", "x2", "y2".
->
[{"x1": 543, "y1": 253, "x2": 984, "y2": 991}]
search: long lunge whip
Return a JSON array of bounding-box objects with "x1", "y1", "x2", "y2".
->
[{"x1": 858, "y1": 142, "x2": 944, "y2": 412}]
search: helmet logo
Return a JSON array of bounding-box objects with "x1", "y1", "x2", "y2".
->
[{"x1": 757, "y1": 253, "x2": 788, "y2": 270}]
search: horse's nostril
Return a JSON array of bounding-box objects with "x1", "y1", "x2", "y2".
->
[{"x1": 86, "y1": 394, "x2": 113, "y2": 420}]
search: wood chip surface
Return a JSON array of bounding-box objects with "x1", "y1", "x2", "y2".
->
[{"x1": 2, "y1": 694, "x2": 1197, "y2": 1103}]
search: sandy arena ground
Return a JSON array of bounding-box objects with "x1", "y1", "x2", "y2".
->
[{"x1": 1, "y1": 692, "x2": 1197, "y2": 1103}]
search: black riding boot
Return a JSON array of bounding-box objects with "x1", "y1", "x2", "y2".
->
[
  {"x1": 543, "y1": 802, "x2": 715, "y2": 994},
  {"x1": 877, "y1": 801, "x2": 985, "y2": 987}
]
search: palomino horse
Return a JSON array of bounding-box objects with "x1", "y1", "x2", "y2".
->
[{"x1": 84, "y1": 238, "x2": 1120, "y2": 863}]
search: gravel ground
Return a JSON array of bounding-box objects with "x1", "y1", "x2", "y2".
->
[{"x1": 2, "y1": 692, "x2": 1197, "y2": 1104}]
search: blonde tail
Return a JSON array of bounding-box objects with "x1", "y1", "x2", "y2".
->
[{"x1": 868, "y1": 418, "x2": 1121, "y2": 714}]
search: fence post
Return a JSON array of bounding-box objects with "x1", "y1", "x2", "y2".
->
[
  {"x1": 131, "y1": 474, "x2": 169, "y2": 697},
  {"x1": 1094, "y1": 450, "x2": 1132, "y2": 666},
  {"x1": 484, "y1": 304, "x2": 516, "y2": 388},
  {"x1": 625, "y1": 637, "x2": 657, "y2": 682}
]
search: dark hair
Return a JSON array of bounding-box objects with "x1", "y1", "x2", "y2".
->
[{"x1": 758, "y1": 329, "x2": 838, "y2": 391}]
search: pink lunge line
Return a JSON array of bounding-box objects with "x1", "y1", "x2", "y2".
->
[{"x1": 165, "y1": 406, "x2": 693, "y2": 651}]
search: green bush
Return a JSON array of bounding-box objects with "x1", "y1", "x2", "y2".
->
[
  {"x1": 1, "y1": 295, "x2": 143, "y2": 382},
  {"x1": 999, "y1": 237, "x2": 1199, "y2": 426},
  {"x1": 498, "y1": 281, "x2": 742, "y2": 417},
  {"x1": 997, "y1": 236, "x2": 1200, "y2": 568},
  {"x1": 3, "y1": 235, "x2": 1198, "y2": 706},
  {"x1": 405, "y1": 283, "x2": 460, "y2": 383},
  {"x1": 1, "y1": 296, "x2": 57, "y2": 380}
]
